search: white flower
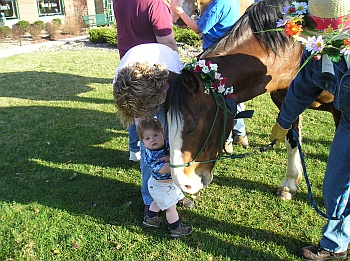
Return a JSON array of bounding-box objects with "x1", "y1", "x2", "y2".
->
[
  {"x1": 217, "y1": 85, "x2": 225, "y2": 93},
  {"x1": 305, "y1": 36, "x2": 325, "y2": 54},
  {"x1": 209, "y1": 63, "x2": 218, "y2": 71},
  {"x1": 294, "y1": 2, "x2": 308, "y2": 15},
  {"x1": 198, "y1": 59, "x2": 206, "y2": 67},
  {"x1": 202, "y1": 65, "x2": 210, "y2": 74}
]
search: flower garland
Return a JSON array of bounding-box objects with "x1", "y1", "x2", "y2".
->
[
  {"x1": 277, "y1": 1, "x2": 350, "y2": 62},
  {"x1": 183, "y1": 58, "x2": 234, "y2": 98}
]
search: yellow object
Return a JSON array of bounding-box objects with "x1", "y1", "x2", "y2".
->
[{"x1": 270, "y1": 122, "x2": 290, "y2": 146}]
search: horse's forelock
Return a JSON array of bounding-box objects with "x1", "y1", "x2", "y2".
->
[{"x1": 165, "y1": 72, "x2": 198, "y2": 129}]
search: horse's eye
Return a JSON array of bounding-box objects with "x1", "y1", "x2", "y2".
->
[{"x1": 183, "y1": 118, "x2": 197, "y2": 135}]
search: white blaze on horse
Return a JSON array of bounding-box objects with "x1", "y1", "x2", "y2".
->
[{"x1": 166, "y1": 0, "x2": 340, "y2": 198}]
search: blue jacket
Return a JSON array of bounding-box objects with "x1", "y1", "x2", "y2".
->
[
  {"x1": 197, "y1": 0, "x2": 240, "y2": 50},
  {"x1": 278, "y1": 50, "x2": 350, "y2": 129}
]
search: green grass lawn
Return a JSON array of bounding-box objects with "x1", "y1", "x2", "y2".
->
[{"x1": 0, "y1": 49, "x2": 335, "y2": 260}]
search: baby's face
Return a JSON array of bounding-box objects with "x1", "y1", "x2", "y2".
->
[{"x1": 142, "y1": 129, "x2": 165, "y2": 150}]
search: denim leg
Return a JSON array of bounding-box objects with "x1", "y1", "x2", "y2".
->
[
  {"x1": 234, "y1": 103, "x2": 246, "y2": 136},
  {"x1": 128, "y1": 123, "x2": 140, "y2": 152},
  {"x1": 320, "y1": 112, "x2": 350, "y2": 253},
  {"x1": 139, "y1": 105, "x2": 167, "y2": 206},
  {"x1": 140, "y1": 142, "x2": 153, "y2": 205}
]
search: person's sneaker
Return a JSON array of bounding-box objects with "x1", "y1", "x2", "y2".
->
[
  {"x1": 170, "y1": 224, "x2": 192, "y2": 238},
  {"x1": 177, "y1": 197, "x2": 195, "y2": 209},
  {"x1": 129, "y1": 151, "x2": 141, "y2": 162},
  {"x1": 223, "y1": 141, "x2": 234, "y2": 154},
  {"x1": 300, "y1": 245, "x2": 348, "y2": 261},
  {"x1": 143, "y1": 215, "x2": 163, "y2": 228},
  {"x1": 233, "y1": 135, "x2": 249, "y2": 149}
]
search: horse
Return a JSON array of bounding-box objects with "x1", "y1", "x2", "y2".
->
[{"x1": 166, "y1": 0, "x2": 341, "y2": 199}]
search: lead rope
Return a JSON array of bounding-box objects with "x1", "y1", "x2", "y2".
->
[{"x1": 291, "y1": 129, "x2": 350, "y2": 220}]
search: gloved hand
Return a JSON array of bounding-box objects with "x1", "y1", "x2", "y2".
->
[{"x1": 270, "y1": 122, "x2": 290, "y2": 146}]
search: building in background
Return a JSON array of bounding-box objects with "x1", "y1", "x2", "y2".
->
[{"x1": 0, "y1": 0, "x2": 114, "y2": 27}]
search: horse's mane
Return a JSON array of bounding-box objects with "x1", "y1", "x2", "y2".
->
[{"x1": 201, "y1": 0, "x2": 293, "y2": 57}]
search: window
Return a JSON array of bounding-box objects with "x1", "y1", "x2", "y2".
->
[
  {"x1": 37, "y1": 0, "x2": 64, "y2": 16},
  {"x1": 0, "y1": 0, "x2": 18, "y2": 20}
]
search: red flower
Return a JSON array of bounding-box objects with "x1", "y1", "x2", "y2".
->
[
  {"x1": 220, "y1": 77, "x2": 226, "y2": 85},
  {"x1": 212, "y1": 81, "x2": 219, "y2": 89},
  {"x1": 194, "y1": 65, "x2": 202, "y2": 73},
  {"x1": 313, "y1": 54, "x2": 321, "y2": 60},
  {"x1": 284, "y1": 21, "x2": 302, "y2": 37},
  {"x1": 288, "y1": 7, "x2": 295, "y2": 14},
  {"x1": 226, "y1": 93, "x2": 234, "y2": 99}
]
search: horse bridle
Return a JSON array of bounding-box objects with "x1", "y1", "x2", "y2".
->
[{"x1": 170, "y1": 89, "x2": 240, "y2": 168}]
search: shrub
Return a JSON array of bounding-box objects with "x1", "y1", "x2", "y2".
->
[
  {"x1": 11, "y1": 25, "x2": 23, "y2": 44},
  {"x1": 61, "y1": 18, "x2": 81, "y2": 35},
  {"x1": 173, "y1": 25, "x2": 201, "y2": 47},
  {"x1": 88, "y1": 27, "x2": 117, "y2": 46},
  {"x1": 30, "y1": 24, "x2": 43, "y2": 41},
  {"x1": 33, "y1": 20, "x2": 45, "y2": 30},
  {"x1": 14, "y1": 20, "x2": 30, "y2": 34},
  {"x1": 52, "y1": 18, "x2": 62, "y2": 25},
  {"x1": 45, "y1": 20, "x2": 61, "y2": 39},
  {"x1": 0, "y1": 26, "x2": 11, "y2": 41}
]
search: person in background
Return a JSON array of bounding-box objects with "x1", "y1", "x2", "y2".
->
[
  {"x1": 269, "y1": 0, "x2": 350, "y2": 260},
  {"x1": 113, "y1": 0, "x2": 194, "y2": 218},
  {"x1": 137, "y1": 118, "x2": 192, "y2": 238},
  {"x1": 170, "y1": 0, "x2": 249, "y2": 152}
]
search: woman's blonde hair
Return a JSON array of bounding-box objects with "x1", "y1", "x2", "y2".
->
[{"x1": 113, "y1": 62, "x2": 169, "y2": 125}]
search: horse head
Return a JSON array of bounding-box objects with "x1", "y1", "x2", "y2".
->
[{"x1": 166, "y1": 66, "x2": 234, "y2": 194}]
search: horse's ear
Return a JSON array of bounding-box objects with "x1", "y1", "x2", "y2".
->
[{"x1": 181, "y1": 68, "x2": 201, "y2": 96}]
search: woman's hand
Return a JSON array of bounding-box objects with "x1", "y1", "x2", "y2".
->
[{"x1": 170, "y1": 0, "x2": 184, "y2": 15}]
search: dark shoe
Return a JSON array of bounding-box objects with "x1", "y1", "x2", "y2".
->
[
  {"x1": 177, "y1": 197, "x2": 195, "y2": 209},
  {"x1": 143, "y1": 205, "x2": 150, "y2": 217},
  {"x1": 233, "y1": 134, "x2": 249, "y2": 149},
  {"x1": 300, "y1": 245, "x2": 347, "y2": 261},
  {"x1": 143, "y1": 215, "x2": 163, "y2": 228},
  {"x1": 170, "y1": 224, "x2": 192, "y2": 238}
]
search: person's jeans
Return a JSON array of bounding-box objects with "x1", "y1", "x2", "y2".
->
[
  {"x1": 140, "y1": 106, "x2": 167, "y2": 206},
  {"x1": 227, "y1": 103, "x2": 246, "y2": 142},
  {"x1": 320, "y1": 111, "x2": 350, "y2": 253},
  {"x1": 128, "y1": 123, "x2": 139, "y2": 152}
]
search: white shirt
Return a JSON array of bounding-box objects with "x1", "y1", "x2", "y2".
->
[{"x1": 113, "y1": 43, "x2": 183, "y2": 84}]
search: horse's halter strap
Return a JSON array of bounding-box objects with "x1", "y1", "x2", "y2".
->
[{"x1": 170, "y1": 90, "x2": 242, "y2": 168}]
